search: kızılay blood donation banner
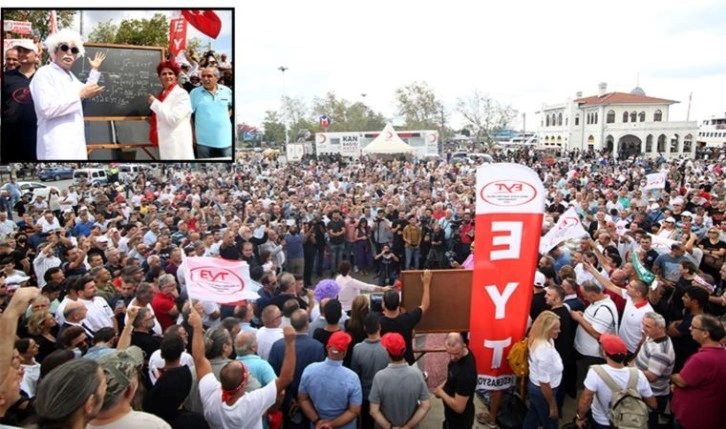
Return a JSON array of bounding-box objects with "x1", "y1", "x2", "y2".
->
[{"x1": 470, "y1": 163, "x2": 545, "y2": 390}]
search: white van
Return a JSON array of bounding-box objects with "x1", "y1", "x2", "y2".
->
[{"x1": 73, "y1": 168, "x2": 108, "y2": 186}]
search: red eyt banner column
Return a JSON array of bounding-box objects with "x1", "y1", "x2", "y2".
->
[
  {"x1": 470, "y1": 163, "x2": 545, "y2": 390},
  {"x1": 168, "y1": 17, "x2": 188, "y2": 58}
]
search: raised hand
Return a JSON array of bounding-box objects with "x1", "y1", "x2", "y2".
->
[
  {"x1": 88, "y1": 51, "x2": 106, "y2": 69},
  {"x1": 80, "y1": 83, "x2": 104, "y2": 100}
]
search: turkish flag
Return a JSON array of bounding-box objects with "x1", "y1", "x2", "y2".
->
[{"x1": 182, "y1": 10, "x2": 221, "y2": 39}]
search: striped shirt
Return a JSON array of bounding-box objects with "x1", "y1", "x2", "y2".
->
[
  {"x1": 635, "y1": 336, "x2": 675, "y2": 396},
  {"x1": 33, "y1": 252, "x2": 61, "y2": 289}
]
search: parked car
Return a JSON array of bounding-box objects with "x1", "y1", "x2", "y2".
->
[
  {"x1": 1, "y1": 182, "x2": 59, "y2": 200},
  {"x1": 39, "y1": 166, "x2": 74, "y2": 181},
  {"x1": 73, "y1": 168, "x2": 108, "y2": 186}
]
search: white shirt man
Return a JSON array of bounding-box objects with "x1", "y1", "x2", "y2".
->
[
  {"x1": 0, "y1": 213, "x2": 16, "y2": 237},
  {"x1": 573, "y1": 284, "x2": 619, "y2": 358},
  {"x1": 28, "y1": 29, "x2": 103, "y2": 160},
  {"x1": 37, "y1": 214, "x2": 61, "y2": 233},
  {"x1": 80, "y1": 295, "x2": 115, "y2": 332}
]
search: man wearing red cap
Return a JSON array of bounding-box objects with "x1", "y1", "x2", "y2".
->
[
  {"x1": 298, "y1": 331, "x2": 362, "y2": 429},
  {"x1": 369, "y1": 333, "x2": 431, "y2": 429},
  {"x1": 575, "y1": 334, "x2": 655, "y2": 428}
]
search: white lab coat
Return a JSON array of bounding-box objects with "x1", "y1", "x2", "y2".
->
[
  {"x1": 149, "y1": 85, "x2": 195, "y2": 160},
  {"x1": 29, "y1": 62, "x2": 99, "y2": 160}
]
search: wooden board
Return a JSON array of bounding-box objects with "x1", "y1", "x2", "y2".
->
[
  {"x1": 71, "y1": 43, "x2": 164, "y2": 119},
  {"x1": 400, "y1": 269, "x2": 473, "y2": 333}
]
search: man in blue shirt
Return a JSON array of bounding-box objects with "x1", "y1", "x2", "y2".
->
[
  {"x1": 190, "y1": 66, "x2": 233, "y2": 159},
  {"x1": 298, "y1": 331, "x2": 362, "y2": 429}
]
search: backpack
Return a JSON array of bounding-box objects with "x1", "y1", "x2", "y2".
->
[
  {"x1": 507, "y1": 337, "x2": 529, "y2": 378},
  {"x1": 592, "y1": 366, "x2": 648, "y2": 429}
]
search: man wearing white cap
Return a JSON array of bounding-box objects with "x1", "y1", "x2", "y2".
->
[
  {"x1": 28, "y1": 28, "x2": 107, "y2": 160},
  {"x1": 2, "y1": 39, "x2": 39, "y2": 161}
]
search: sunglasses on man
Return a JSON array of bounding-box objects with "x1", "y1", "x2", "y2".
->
[{"x1": 59, "y1": 44, "x2": 80, "y2": 54}]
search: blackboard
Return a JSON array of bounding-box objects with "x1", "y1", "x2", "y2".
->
[
  {"x1": 400, "y1": 270, "x2": 473, "y2": 333},
  {"x1": 71, "y1": 43, "x2": 164, "y2": 119}
]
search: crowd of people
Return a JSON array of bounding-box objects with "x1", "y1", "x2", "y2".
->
[
  {"x1": 0, "y1": 145, "x2": 723, "y2": 428},
  {"x1": 2, "y1": 29, "x2": 233, "y2": 162}
]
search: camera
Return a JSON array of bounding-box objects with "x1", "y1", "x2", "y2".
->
[{"x1": 444, "y1": 250, "x2": 457, "y2": 266}]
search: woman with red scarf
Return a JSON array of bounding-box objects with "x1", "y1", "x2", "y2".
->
[{"x1": 148, "y1": 60, "x2": 195, "y2": 160}]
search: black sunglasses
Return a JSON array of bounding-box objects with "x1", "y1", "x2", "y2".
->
[{"x1": 59, "y1": 44, "x2": 80, "y2": 55}]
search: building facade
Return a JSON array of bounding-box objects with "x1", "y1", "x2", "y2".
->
[{"x1": 537, "y1": 83, "x2": 697, "y2": 159}]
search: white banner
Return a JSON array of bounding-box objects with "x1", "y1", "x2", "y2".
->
[
  {"x1": 340, "y1": 134, "x2": 359, "y2": 157},
  {"x1": 182, "y1": 254, "x2": 259, "y2": 304},
  {"x1": 538, "y1": 207, "x2": 589, "y2": 254},
  {"x1": 3, "y1": 21, "x2": 33, "y2": 35},
  {"x1": 286, "y1": 143, "x2": 304, "y2": 162},
  {"x1": 648, "y1": 233, "x2": 678, "y2": 254},
  {"x1": 644, "y1": 172, "x2": 666, "y2": 190}
]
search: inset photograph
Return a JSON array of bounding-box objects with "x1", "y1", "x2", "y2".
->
[{"x1": 2, "y1": 8, "x2": 234, "y2": 162}]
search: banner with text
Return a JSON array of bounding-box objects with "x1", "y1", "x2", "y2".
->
[
  {"x1": 3, "y1": 20, "x2": 33, "y2": 35},
  {"x1": 168, "y1": 17, "x2": 188, "y2": 59},
  {"x1": 471, "y1": 163, "x2": 545, "y2": 390},
  {"x1": 538, "y1": 206, "x2": 589, "y2": 254},
  {"x1": 182, "y1": 254, "x2": 259, "y2": 304},
  {"x1": 644, "y1": 172, "x2": 666, "y2": 190},
  {"x1": 340, "y1": 134, "x2": 359, "y2": 157},
  {"x1": 286, "y1": 143, "x2": 304, "y2": 162}
]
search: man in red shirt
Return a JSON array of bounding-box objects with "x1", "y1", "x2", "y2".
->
[
  {"x1": 151, "y1": 273, "x2": 180, "y2": 332},
  {"x1": 670, "y1": 314, "x2": 726, "y2": 429}
]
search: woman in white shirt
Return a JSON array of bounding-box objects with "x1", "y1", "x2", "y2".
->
[
  {"x1": 523, "y1": 310, "x2": 563, "y2": 429},
  {"x1": 148, "y1": 60, "x2": 195, "y2": 160}
]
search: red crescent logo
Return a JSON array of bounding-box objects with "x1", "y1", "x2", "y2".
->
[
  {"x1": 557, "y1": 216, "x2": 580, "y2": 230},
  {"x1": 318, "y1": 134, "x2": 327, "y2": 143},
  {"x1": 428, "y1": 133, "x2": 437, "y2": 142},
  {"x1": 385, "y1": 131, "x2": 393, "y2": 139}
]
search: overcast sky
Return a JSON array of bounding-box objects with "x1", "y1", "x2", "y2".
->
[{"x1": 236, "y1": 0, "x2": 726, "y2": 130}]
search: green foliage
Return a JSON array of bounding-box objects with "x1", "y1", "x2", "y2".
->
[
  {"x1": 113, "y1": 12, "x2": 168, "y2": 47},
  {"x1": 3, "y1": 10, "x2": 76, "y2": 41},
  {"x1": 394, "y1": 81, "x2": 444, "y2": 129},
  {"x1": 311, "y1": 92, "x2": 388, "y2": 132},
  {"x1": 87, "y1": 20, "x2": 118, "y2": 44},
  {"x1": 262, "y1": 110, "x2": 286, "y2": 144}
]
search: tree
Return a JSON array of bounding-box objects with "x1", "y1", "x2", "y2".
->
[
  {"x1": 456, "y1": 89, "x2": 518, "y2": 147},
  {"x1": 87, "y1": 20, "x2": 118, "y2": 44},
  {"x1": 114, "y1": 12, "x2": 168, "y2": 47},
  {"x1": 262, "y1": 111, "x2": 286, "y2": 144},
  {"x1": 186, "y1": 37, "x2": 203, "y2": 57},
  {"x1": 394, "y1": 81, "x2": 445, "y2": 129},
  {"x1": 3, "y1": 10, "x2": 76, "y2": 41},
  {"x1": 311, "y1": 92, "x2": 388, "y2": 132}
]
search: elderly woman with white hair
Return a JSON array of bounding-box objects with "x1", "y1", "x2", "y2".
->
[{"x1": 28, "y1": 28, "x2": 107, "y2": 160}]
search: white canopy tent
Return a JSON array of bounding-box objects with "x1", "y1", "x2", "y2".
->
[{"x1": 362, "y1": 124, "x2": 415, "y2": 155}]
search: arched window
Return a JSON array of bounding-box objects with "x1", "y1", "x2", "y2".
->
[
  {"x1": 575, "y1": 114, "x2": 580, "y2": 126},
  {"x1": 684, "y1": 134, "x2": 693, "y2": 153},
  {"x1": 546, "y1": 115, "x2": 550, "y2": 126},
  {"x1": 670, "y1": 134, "x2": 679, "y2": 153},
  {"x1": 657, "y1": 134, "x2": 666, "y2": 152},
  {"x1": 587, "y1": 135, "x2": 595, "y2": 146},
  {"x1": 565, "y1": 117, "x2": 568, "y2": 126},
  {"x1": 630, "y1": 111, "x2": 637, "y2": 122},
  {"x1": 594, "y1": 112, "x2": 598, "y2": 124},
  {"x1": 623, "y1": 111, "x2": 629, "y2": 123},
  {"x1": 646, "y1": 135, "x2": 653, "y2": 152},
  {"x1": 654, "y1": 109, "x2": 662, "y2": 122},
  {"x1": 558, "y1": 113, "x2": 563, "y2": 126},
  {"x1": 606, "y1": 110, "x2": 615, "y2": 123},
  {"x1": 639, "y1": 111, "x2": 646, "y2": 122}
]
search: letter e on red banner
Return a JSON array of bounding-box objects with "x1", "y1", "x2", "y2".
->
[{"x1": 470, "y1": 164, "x2": 545, "y2": 390}]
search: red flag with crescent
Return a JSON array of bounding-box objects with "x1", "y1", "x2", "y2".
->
[{"x1": 181, "y1": 10, "x2": 221, "y2": 39}]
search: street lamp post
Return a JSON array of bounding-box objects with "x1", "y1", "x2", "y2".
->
[{"x1": 278, "y1": 66, "x2": 289, "y2": 146}]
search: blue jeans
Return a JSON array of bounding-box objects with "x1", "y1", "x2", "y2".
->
[
  {"x1": 405, "y1": 247, "x2": 420, "y2": 270},
  {"x1": 523, "y1": 381, "x2": 558, "y2": 429},
  {"x1": 196, "y1": 145, "x2": 232, "y2": 159},
  {"x1": 344, "y1": 241, "x2": 356, "y2": 266},
  {"x1": 329, "y1": 243, "x2": 344, "y2": 274}
]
